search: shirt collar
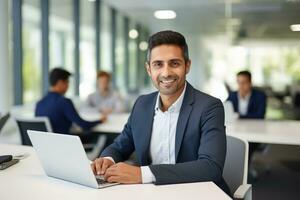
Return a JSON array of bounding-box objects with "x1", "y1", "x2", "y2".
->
[
  {"x1": 238, "y1": 91, "x2": 252, "y2": 101},
  {"x1": 155, "y1": 82, "x2": 187, "y2": 113}
]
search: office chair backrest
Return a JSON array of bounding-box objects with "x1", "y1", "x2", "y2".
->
[
  {"x1": 294, "y1": 92, "x2": 300, "y2": 108},
  {"x1": 223, "y1": 135, "x2": 249, "y2": 194},
  {"x1": 15, "y1": 117, "x2": 52, "y2": 146},
  {"x1": 0, "y1": 113, "x2": 10, "y2": 133},
  {"x1": 223, "y1": 101, "x2": 238, "y2": 125}
]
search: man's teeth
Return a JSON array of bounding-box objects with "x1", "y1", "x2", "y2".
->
[{"x1": 161, "y1": 79, "x2": 175, "y2": 83}]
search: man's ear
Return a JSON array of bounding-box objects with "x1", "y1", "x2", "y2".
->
[
  {"x1": 56, "y1": 79, "x2": 63, "y2": 86},
  {"x1": 145, "y1": 62, "x2": 151, "y2": 76},
  {"x1": 185, "y1": 59, "x2": 191, "y2": 74}
]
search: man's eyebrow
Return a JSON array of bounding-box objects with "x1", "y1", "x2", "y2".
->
[
  {"x1": 151, "y1": 60, "x2": 163, "y2": 64},
  {"x1": 168, "y1": 59, "x2": 183, "y2": 62},
  {"x1": 151, "y1": 58, "x2": 183, "y2": 63}
]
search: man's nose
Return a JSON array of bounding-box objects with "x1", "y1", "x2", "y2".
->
[{"x1": 161, "y1": 64, "x2": 172, "y2": 77}]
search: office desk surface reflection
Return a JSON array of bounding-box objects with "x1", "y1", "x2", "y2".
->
[{"x1": 0, "y1": 144, "x2": 231, "y2": 200}]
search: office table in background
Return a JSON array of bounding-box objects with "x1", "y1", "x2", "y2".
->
[
  {"x1": 226, "y1": 119, "x2": 300, "y2": 145},
  {"x1": 0, "y1": 144, "x2": 231, "y2": 200},
  {"x1": 81, "y1": 112, "x2": 130, "y2": 133},
  {"x1": 83, "y1": 112, "x2": 300, "y2": 146}
]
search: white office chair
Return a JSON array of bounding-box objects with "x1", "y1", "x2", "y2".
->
[{"x1": 223, "y1": 135, "x2": 252, "y2": 200}]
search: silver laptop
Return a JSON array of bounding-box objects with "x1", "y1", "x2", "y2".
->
[{"x1": 27, "y1": 130, "x2": 119, "y2": 189}]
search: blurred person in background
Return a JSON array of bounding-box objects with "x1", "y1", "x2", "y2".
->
[
  {"x1": 35, "y1": 67, "x2": 107, "y2": 134},
  {"x1": 227, "y1": 70, "x2": 266, "y2": 119},
  {"x1": 227, "y1": 70, "x2": 267, "y2": 179},
  {"x1": 86, "y1": 71, "x2": 125, "y2": 115}
]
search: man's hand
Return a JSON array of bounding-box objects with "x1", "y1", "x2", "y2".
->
[
  {"x1": 91, "y1": 158, "x2": 114, "y2": 175},
  {"x1": 100, "y1": 114, "x2": 108, "y2": 123},
  {"x1": 100, "y1": 108, "x2": 113, "y2": 115},
  {"x1": 104, "y1": 162, "x2": 142, "y2": 184}
]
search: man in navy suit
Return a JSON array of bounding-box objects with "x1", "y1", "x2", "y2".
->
[
  {"x1": 227, "y1": 71, "x2": 267, "y2": 176},
  {"x1": 91, "y1": 30, "x2": 230, "y2": 194},
  {"x1": 227, "y1": 71, "x2": 266, "y2": 119}
]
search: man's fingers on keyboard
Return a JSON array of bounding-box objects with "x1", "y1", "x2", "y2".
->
[
  {"x1": 95, "y1": 159, "x2": 103, "y2": 175},
  {"x1": 101, "y1": 162, "x2": 110, "y2": 174}
]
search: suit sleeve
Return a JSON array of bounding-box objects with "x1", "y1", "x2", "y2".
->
[{"x1": 149, "y1": 99, "x2": 226, "y2": 185}]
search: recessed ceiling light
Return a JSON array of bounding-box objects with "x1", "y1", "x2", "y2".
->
[
  {"x1": 139, "y1": 41, "x2": 148, "y2": 51},
  {"x1": 290, "y1": 24, "x2": 300, "y2": 31},
  {"x1": 154, "y1": 10, "x2": 176, "y2": 19},
  {"x1": 88, "y1": 0, "x2": 96, "y2": 2},
  {"x1": 129, "y1": 29, "x2": 139, "y2": 39}
]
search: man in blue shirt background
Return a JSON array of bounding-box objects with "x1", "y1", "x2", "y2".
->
[{"x1": 35, "y1": 68, "x2": 106, "y2": 134}]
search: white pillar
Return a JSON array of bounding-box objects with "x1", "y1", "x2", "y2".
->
[{"x1": 0, "y1": 0, "x2": 11, "y2": 114}]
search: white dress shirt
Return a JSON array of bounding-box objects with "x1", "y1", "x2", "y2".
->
[
  {"x1": 238, "y1": 92, "x2": 251, "y2": 116},
  {"x1": 87, "y1": 90, "x2": 125, "y2": 113},
  {"x1": 140, "y1": 83, "x2": 186, "y2": 183},
  {"x1": 105, "y1": 84, "x2": 187, "y2": 183}
]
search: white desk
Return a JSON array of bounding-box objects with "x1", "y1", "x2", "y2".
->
[
  {"x1": 81, "y1": 113, "x2": 130, "y2": 133},
  {"x1": 18, "y1": 104, "x2": 300, "y2": 146},
  {"x1": 86, "y1": 112, "x2": 300, "y2": 146},
  {"x1": 0, "y1": 144, "x2": 231, "y2": 200},
  {"x1": 226, "y1": 120, "x2": 300, "y2": 145}
]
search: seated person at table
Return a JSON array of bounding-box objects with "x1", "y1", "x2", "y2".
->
[
  {"x1": 86, "y1": 71, "x2": 125, "y2": 114},
  {"x1": 91, "y1": 30, "x2": 230, "y2": 195},
  {"x1": 227, "y1": 70, "x2": 267, "y2": 177},
  {"x1": 227, "y1": 70, "x2": 266, "y2": 119},
  {"x1": 35, "y1": 67, "x2": 106, "y2": 134}
]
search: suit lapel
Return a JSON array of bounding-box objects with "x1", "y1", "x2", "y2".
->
[
  {"x1": 140, "y1": 94, "x2": 156, "y2": 165},
  {"x1": 234, "y1": 92, "x2": 239, "y2": 112},
  {"x1": 247, "y1": 91, "x2": 255, "y2": 113},
  {"x1": 175, "y1": 83, "x2": 194, "y2": 161}
]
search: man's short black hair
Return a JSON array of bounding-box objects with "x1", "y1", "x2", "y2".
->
[
  {"x1": 237, "y1": 70, "x2": 252, "y2": 82},
  {"x1": 147, "y1": 30, "x2": 189, "y2": 63},
  {"x1": 49, "y1": 67, "x2": 71, "y2": 86}
]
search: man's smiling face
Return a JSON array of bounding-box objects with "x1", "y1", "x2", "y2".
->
[{"x1": 146, "y1": 44, "x2": 191, "y2": 96}]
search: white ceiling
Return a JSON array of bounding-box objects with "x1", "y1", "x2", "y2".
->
[
  {"x1": 24, "y1": 0, "x2": 300, "y2": 39},
  {"x1": 103, "y1": 0, "x2": 300, "y2": 39}
]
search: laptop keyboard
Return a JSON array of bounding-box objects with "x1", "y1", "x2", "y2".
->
[
  {"x1": 96, "y1": 177, "x2": 106, "y2": 185},
  {"x1": 95, "y1": 175, "x2": 119, "y2": 188}
]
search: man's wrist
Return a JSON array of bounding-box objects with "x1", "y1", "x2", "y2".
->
[
  {"x1": 137, "y1": 167, "x2": 142, "y2": 184},
  {"x1": 140, "y1": 166, "x2": 156, "y2": 183},
  {"x1": 103, "y1": 157, "x2": 115, "y2": 164}
]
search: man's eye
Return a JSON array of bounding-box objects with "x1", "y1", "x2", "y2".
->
[
  {"x1": 170, "y1": 61, "x2": 180, "y2": 67},
  {"x1": 153, "y1": 62, "x2": 162, "y2": 68}
]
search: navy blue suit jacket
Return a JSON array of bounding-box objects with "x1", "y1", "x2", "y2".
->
[
  {"x1": 101, "y1": 82, "x2": 230, "y2": 194},
  {"x1": 227, "y1": 89, "x2": 266, "y2": 119}
]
